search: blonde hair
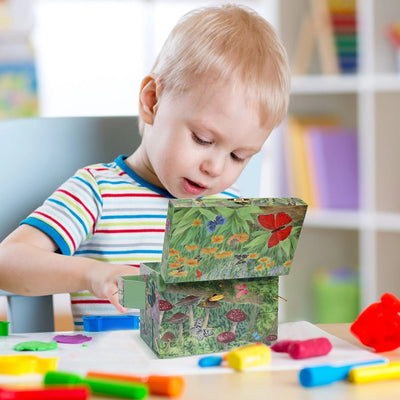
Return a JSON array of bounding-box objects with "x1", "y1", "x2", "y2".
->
[{"x1": 150, "y1": 4, "x2": 290, "y2": 130}]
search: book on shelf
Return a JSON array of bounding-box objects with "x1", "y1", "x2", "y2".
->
[
  {"x1": 292, "y1": 0, "x2": 358, "y2": 75},
  {"x1": 306, "y1": 126, "x2": 359, "y2": 210},
  {"x1": 328, "y1": 0, "x2": 358, "y2": 73},
  {"x1": 282, "y1": 116, "x2": 359, "y2": 211},
  {"x1": 0, "y1": 0, "x2": 38, "y2": 119},
  {"x1": 282, "y1": 116, "x2": 338, "y2": 207},
  {"x1": 0, "y1": 61, "x2": 39, "y2": 119},
  {"x1": 0, "y1": 0, "x2": 10, "y2": 29}
]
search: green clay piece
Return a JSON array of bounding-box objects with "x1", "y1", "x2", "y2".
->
[
  {"x1": 14, "y1": 340, "x2": 58, "y2": 351},
  {"x1": 0, "y1": 321, "x2": 10, "y2": 336}
]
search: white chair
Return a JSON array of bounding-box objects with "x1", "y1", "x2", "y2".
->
[{"x1": 0, "y1": 115, "x2": 261, "y2": 333}]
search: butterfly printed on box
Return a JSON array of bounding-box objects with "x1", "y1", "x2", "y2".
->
[
  {"x1": 235, "y1": 284, "x2": 248, "y2": 299},
  {"x1": 195, "y1": 269, "x2": 203, "y2": 278},
  {"x1": 190, "y1": 318, "x2": 214, "y2": 341},
  {"x1": 235, "y1": 254, "x2": 248, "y2": 265},
  {"x1": 258, "y1": 212, "x2": 293, "y2": 248},
  {"x1": 207, "y1": 215, "x2": 226, "y2": 233}
]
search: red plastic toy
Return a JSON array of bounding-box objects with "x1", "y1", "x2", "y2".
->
[{"x1": 350, "y1": 292, "x2": 400, "y2": 352}]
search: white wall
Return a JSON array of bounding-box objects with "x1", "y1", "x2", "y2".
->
[{"x1": 32, "y1": 0, "x2": 271, "y2": 118}]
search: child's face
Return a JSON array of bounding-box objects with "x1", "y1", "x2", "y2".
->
[{"x1": 141, "y1": 78, "x2": 269, "y2": 198}]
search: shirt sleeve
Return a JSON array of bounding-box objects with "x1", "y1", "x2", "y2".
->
[{"x1": 21, "y1": 167, "x2": 103, "y2": 256}]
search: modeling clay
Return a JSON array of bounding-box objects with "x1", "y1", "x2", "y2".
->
[
  {"x1": 350, "y1": 292, "x2": 400, "y2": 352},
  {"x1": 87, "y1": 371, "x2": 186, "y2": 397},
  {"x1": 0, "y1": 321, "x2": 10, "y2": 336},
  {"x1": 44, "y1": 371, "x2": 148, "y2": 400},
  {"x1": 226, "y1": 343, "x2": 271, "y2": 371},
  {"x1": 287, "y1": 337, "x2": 332, "y2": 359},
  {"x1": 0, "y1": 386, "x2": 89, "y2": 400},
  {"x1": 348, "y1": 361, "x2": 400, "y2": 383},
  {"x1": 14, "y1": 340, "x2": 58, "y2": 352},
  {"x1": 270, "y1": 339, "x2": 294, "y2": 352},
  {"x1": 299, "y1": 359, "x2": 386, "y2": 387},
  {"x1": 198, "y1": 355, "x2": 224, "y2": 367},
  {"x1": 0, "y1": 355, "x2": 58, "y2": 375},
  {"x1": 53, "y1": 334, "x2": 92, "y2": 344}
]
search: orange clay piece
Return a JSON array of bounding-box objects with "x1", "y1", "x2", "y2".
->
[{"x1": 86, "y1": 371, "x2": 185, "y2": 397}]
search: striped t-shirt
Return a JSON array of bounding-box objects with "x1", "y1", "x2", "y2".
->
[{"x1": 22, "y1": 155, "x2": 240, "y2": 329}]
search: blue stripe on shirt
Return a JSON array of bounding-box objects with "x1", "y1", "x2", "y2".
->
[
  {"x1": 48, "y1": 198, "x2": 89, "y2": 236},
  {"x1": 20, "y1": 217, "x2": 72, "y2": 256},
  {"x1": 74, "y1": 176, "x2": 103, "y2": 206},
  {"x1": 101, "y1": 214, "x2": 167, "y2": 220}
]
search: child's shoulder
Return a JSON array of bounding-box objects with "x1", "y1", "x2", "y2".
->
[
  {"x1": 76, "y1": 156, "x2": 134, "y2": 183},
  {"x1": 74, "y1": 160, "x2": 122, "y2": 180}
]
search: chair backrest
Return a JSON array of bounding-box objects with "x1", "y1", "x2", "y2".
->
[
  {"x1": 0, "y1": 116, "x2": 141, "y2": 333},
  {"x1": 0, "y1": 116, "x2": 141, "y2": 242},
  {"x1": 0, "y1": 115, "x2": 261, "y2": 333}
]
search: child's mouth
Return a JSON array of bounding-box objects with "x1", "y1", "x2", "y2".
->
[{"x1": 182, "y1": 178, "x2": 206, "y2": 196}]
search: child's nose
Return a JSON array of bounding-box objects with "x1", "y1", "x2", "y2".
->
[{"x1": 200, "y1": 157, "x2": 225, "y2": 177}]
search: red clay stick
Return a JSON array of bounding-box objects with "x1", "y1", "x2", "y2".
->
[
  {"x1": 288, "y1": 337, "x2": 332, "y2": 359},
  {"x1": 270, "y1": 340, "x2": 295, "y2": 353}
]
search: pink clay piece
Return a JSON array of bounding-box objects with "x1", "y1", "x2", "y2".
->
[{"x1": 287, "y1": 337, "x2": 332, "y2": 359}]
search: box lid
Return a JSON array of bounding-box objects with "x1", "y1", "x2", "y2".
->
[{"x1": 161, "y1": 197, "x2": 307, "y2": 283}]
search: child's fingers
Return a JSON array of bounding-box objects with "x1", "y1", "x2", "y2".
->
[
  {"x1": 105, "y1": 281, "x2": 127, "y2": 313},
  {"x1": 108, "y1": 289, "x2": 127, "y2": 313},
  {"x1": 107, "y1": 265, "x2": 137, "y2": 312}
]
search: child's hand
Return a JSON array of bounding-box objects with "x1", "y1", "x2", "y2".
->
[{"x1": 84, "y1": 261, "x2": 139, "y2": 313}]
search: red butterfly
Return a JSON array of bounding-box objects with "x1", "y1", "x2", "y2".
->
[
  {"x1": 258, "y1": 212, "x2": 293, "y2": 248},
  {"x1": 196, "y1": 269, "x2": 203, "y2": 278}
]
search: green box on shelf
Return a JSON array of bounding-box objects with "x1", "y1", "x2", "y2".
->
[{"x1": 119, "y1": 197, "x2": 307, "y2": 358}]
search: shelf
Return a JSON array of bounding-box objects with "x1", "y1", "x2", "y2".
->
[
  {"x1": 291, "y1": 75, "x2": 360, "y2": 94},
  {"x1": 304, "y1": 210, "x2": 400, "y2": 233},
  {"x1": 372, "y1": 74, "x2": 400, "y2": 91},
  {"x1": 273, "y1": 0, "x2": 400, "y2": 322},
  {"x1": 0, "y1": 27, "x2": 31, "y2": 37},
  {"x1": 304, "y1": 209, "x2": 364, "y2": 230},
  {"x1": 375, "y1": 212, "x2": 400, "y2": 232},
  {"x1": 291, "y1": 74, "x2": 400, "y2": 94}
]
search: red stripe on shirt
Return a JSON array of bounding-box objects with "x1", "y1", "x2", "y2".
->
[
  {"x1": 57, "y1": 189, "x2": 96, "y2": 233},
  {"x1": 71, "y1": 300, "x2": 111, "y2": 304},
  {"x1": 84, "y1": 167, "x2": 109, "y2": 172},
  {"x1": 102, "y1": 193, "x2": 164, "y2": 198},
  {"x1": 34, "y1": 211, "x2": 77, "y2": 252},
  {"x1": 95, "y1": 229, "x2": 165, "y2": 233}
]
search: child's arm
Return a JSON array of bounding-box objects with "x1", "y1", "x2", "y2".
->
[{"x1": 0, "y1": 224, "x2": 138, "y2": 312}]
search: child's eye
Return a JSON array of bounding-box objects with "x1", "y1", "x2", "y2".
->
[
  {"x1": 231, "y1": 152, "x2": 245, "y2": 162},
  {"x1": 192, "y1": 132, "x2": 212, "y2": 145}
]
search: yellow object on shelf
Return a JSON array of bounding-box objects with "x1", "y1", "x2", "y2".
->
[{"x1": 0, "y1": 355, "x2": 58, "y2": 375}]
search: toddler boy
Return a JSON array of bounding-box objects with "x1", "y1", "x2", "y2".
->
[{"x1": 0, "y1": 4, "x2": 290, "y2": 329}]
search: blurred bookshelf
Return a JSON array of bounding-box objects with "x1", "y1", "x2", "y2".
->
[{"x1": 263, "y1": 0, "x2": 400, "y2": 323}]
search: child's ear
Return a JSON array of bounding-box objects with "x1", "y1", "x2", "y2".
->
[{"x1": 139, "y1": 75, "x2": 161, "y2": 125}]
